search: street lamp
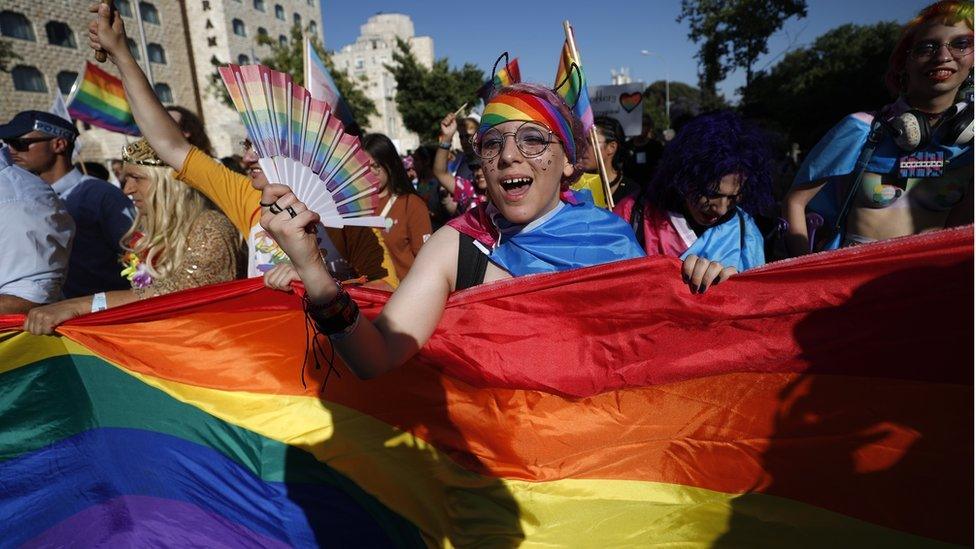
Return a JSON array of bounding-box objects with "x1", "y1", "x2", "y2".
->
[{"x1": 640, "y1": 50, "x2": 670, "y2": 130}]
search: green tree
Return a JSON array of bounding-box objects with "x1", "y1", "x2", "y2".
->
[
  {"x1": 678, "y1": 0, "x2": 807, "y2": 96},
  {"x1": 0, "y1": 40, "x2": 21, "y2": 72},
  {"x1": 207, "y1": 25, "x2": 376, "y2": 125},
  {"x1": 642, "y1": 80, "x2": 727, "y2": 131},
  {"x1": 385, "y1": 38, "x2": 484, "y2": 143},
  {"x1": 741, "y1": 21, "x2": 901, "y2": 149}
]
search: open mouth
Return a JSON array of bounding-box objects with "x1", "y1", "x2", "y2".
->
[
  {"x1": 499, "y1": 176, "x2": 533, "y2": 199},
  {"x1": 926, "y1": 68, "x2": 955, "y2": 81},
  {"x1": 247, "y1": 166, "x2": 263, "y2": 179}
]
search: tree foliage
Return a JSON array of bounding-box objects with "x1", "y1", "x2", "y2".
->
[
  {"x1": 206, "y1": 25, "x2": 376, "y2": 124},
  {"x1": 0, "y1": 40, "x2": 20, "y2": 72},
  {"x1": 385, "y1": 38, "x2": 484, "y2": 143},
  {"x1": 678, "y1": 0, "x2": 808, "y2": 96},
  {"x1": 642, "y1": 80, "x2": 727, "y2": 131},
  {"x1": 741, "y1": 21, "x2": 901, "y2": 149}
]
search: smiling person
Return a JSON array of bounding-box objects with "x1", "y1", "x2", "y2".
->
[
  {"x1": 784, "y1": 0, "x2": 974, "y2": 256},
  {"x1": 260, "y1": 83, "x2": 647, "y2": 380},
  {"x1": 614, "y1": 111, "x2": 773, "y2": 293},
  {"x1": 85, "y1": 2, "x2": 388, "y2": 285},
  {"x1": 24, "y1": 139, "x2": 242, "y2": 335},
  {"x1": 361, "y1": 133, "x2": 431, "y2": 284}
]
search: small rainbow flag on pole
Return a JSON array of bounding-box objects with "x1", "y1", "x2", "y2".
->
[
  {"x1": 66, "y1": 62, "x2": 140, "y2": 136},
  {"x1": 476, "y1": 54, "x2": 521, "y2": 100},
  {"x1": 554, "y1": 26, "x2": 594, "y2": 132}
]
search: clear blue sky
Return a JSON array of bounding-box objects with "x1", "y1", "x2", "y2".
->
[{"x1": 321, "y1": 0, "x2": 926, "y2": 103}]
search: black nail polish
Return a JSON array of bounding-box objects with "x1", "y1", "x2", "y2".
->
[{"x1": 698, "y1": 284, "x2": 706, "y2": 294}]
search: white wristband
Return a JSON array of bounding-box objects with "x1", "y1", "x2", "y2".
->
[{"x1": 91, "y1": 292, "x2": 108, "y2": 313}]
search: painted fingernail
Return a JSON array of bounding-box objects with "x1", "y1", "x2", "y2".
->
[{"x1": 698, "y1": 284, "x2": 706, "y2": 294}]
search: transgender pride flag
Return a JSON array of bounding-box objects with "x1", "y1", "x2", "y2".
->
[{"x1": 304, "y1": 38, "x2": 355, "y2": 126}]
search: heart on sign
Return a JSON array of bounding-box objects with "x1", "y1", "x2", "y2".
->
[{"x1": 619, "y1": 92, "x2": 642, "y2": 113}]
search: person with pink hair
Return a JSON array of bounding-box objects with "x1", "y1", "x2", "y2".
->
[{"x1": 784, "y1": 0, "x2": 973, "y2": 255}]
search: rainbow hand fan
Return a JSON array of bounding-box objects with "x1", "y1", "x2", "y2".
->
[{"x1": 219, "y1": 64, "x2": 387, "y2": 229}]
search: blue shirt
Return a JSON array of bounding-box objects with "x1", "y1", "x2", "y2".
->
[
  {"x1": 52, "y1": 169, "x2": 135, "y2": 297},
  {"x1": 0, "y1": 148, "x2": 74, "y2": 304}
]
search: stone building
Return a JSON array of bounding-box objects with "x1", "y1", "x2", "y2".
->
[
  {"x1": 0, "y1": 0, "x2": 199, "y2": 161},
  {"x1": 1, "y1": 0, "x2": 324, "y2": 161},
  {"x1": 331, "y1": 13, "x2": 432, "y2": 152},
  {"x1": 183, "y1": 0, "x2": 322, "y2": 157}
]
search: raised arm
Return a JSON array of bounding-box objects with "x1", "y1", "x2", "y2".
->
[
  {"x1": 433, "y1": 113, "x2": 458, "y2": 193},
  {"x1": 87, "y1": 2, "x2": 190, "y2": 170},
  {"x1": 260, "y1": 184, "x2": 454, "y2": 379}
]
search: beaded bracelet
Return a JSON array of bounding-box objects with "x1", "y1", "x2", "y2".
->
[{"x1": 304, "y1": 284, "x2": 360, "y2": 338}]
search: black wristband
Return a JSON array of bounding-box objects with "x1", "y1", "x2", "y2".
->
[{"x1": 305, "y1": 287, "x2": 360, "y2": 336}]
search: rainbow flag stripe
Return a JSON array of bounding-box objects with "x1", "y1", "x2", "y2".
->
[
  {"x1": 554, "y1": 32, "x2": 594, "y2": 132},
  {"x1": 67, "y1": 62, "x2": 139, "y2": 135},
  {"x1": 481, "y1": 91, "x2": 577, "y2": 162},
  {"x1": 0, "y1": 227, "x2": 971, "y2": 546}
]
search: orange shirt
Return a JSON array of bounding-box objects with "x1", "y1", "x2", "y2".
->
[
  {"x1": 175, "y1": 146, "x2": 387, "y2": 281},
  {"x1": 377, "y1": 193, "x2": 432, "y2": 281}
]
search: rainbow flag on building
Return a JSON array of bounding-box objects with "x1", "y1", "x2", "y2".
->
[
  {"x1": 0, "y1": 228, "x2": 972, "y2": 546},
  {"x1": 66, "y1": 62, "x2": 140, "y2": 136},
  {"x1": 476, "y1": 56, "x2": 521, "y2": 100},
  {"x1": 554, "y1": 26, "x2": 594, "y2": 132},
  {"x1": 304, "y1": 37, "x2": 354, "y2": 126}
]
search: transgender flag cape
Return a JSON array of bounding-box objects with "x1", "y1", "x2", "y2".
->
[{"x1": 0, "y1": 227, "x2": 971, "y2": 547}]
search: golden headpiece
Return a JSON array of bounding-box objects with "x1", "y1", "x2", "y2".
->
[{"x1": 121, "y1": 139, "x2": 166, "y2": 166}]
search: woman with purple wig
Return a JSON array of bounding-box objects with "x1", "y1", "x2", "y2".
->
[
  {"x1": 258, "y1": 83, "x2": 659, "y2": 379},
  {"x1": 615, "y1": 111, "x2": 774, "y2": 293}
]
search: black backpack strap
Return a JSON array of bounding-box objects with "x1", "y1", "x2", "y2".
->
[
  {"x1": 833, "y1": 114, "x2": 887, "y2": 236},
  {"x1": 455, "y1": 233, "x2": 489, "y2": 291},
  {"x1": 629, "y1": 188, "x2": 646, "y2": 249}
]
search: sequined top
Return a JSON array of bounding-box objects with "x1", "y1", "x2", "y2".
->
[{"x1": 132, "y1": 210, "x2": 243, "y2": 299}]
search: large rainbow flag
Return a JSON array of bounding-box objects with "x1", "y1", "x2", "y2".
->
[
  {"x1": 0, "y1": 228, "x2": 971, "y2": 546},
  {"x1": 66, "y1": 61, "x2": 140, "y2": 135},
  {"x1": 554, "y1": 26, "x2": 594, "y2": 132}
]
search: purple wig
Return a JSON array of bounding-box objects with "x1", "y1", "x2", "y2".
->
[{"x1": 647, "y1": 110, "x2": 774, "y2": 216}]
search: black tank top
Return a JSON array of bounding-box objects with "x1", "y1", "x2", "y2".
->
[{"x1": 455, "y1": 233, "x2": 488, "y2": 291}]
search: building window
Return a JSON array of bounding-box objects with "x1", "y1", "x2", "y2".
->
[
  {"x1": 147, "y1": 43, "x2": 166, "y2": 64},
  {"x1": 274, "y1": 5, "x2": 284, "y2": 20},
  {"x1": 355, "y1": 59, "x2": 364, "y2": 70},
  {"x1": 307, "y1": 0, "x2": 313, "y2": 5},
  {"x1": 139, "y1": 2, "x2": 160, "y2": 25},
  {"x1": 45, "y1": 21, "x2": 76, "y2": 48},
  {"x1": 126, "y1": 38, "x2": 140, "y2": 60},
  {"x1": 0, "y1": 11, "x2": 35, "y2": 41},
  {"x1": 278, "y1": 34, "x2": 287, "y2": 47},
  {"x1": 154, "y1": 82, "x2": 173, "y2": 103},
  {"x1": 257, "y1": 27, "x2": 267, "y2": 37},
  {"x1": 116, "y1": 0, "x2": 133, "y2": 17},
  {"x1": 253, "y1": 0, "x2": 266, "y2": 12},
  {"x1": 308, "y1": 20, "x2": 317, "y2": 36},
  {"x1": 237, "y1": 54, "x2": 250, "y2": 65},
  {"x1": 293, "y1": 13, "x2": 301, "y2": 26},
  {"x1": 12, "y1": 65, "x2": 46, "y2": 92},
  {"x1": 56, "y1": 71, "x2": 78, "y2": 95},
  {"x1": 232, "y1": 19, "x2": 246, "y2": 37}
]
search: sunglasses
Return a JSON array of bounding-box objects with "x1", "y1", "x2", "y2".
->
[{"x1": 3, "y1": 136, "x2": 55, "y2": 152}]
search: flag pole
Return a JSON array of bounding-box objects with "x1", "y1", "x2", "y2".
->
[{"x1": 562, "y1": 20, "x2": 614, "y2": 210}]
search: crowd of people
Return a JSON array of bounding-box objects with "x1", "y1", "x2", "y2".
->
[{"x1": 2, "y1": 1, "x2": 972, "y2": 374}]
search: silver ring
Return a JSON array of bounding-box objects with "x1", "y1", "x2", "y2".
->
[
  {"x1": 285, "y1": 205, "x2": 298, "y2": 218},
  {"x1": 268, "y1": 202, "x2": 283, "y2": 215}
]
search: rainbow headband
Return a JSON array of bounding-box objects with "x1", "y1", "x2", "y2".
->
[{"x1": 479, "y1": 91, "x2": 577, "y2": 163}]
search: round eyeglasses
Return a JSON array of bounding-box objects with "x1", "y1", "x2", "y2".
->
[
  {"x1": 907, "y1": 36, "x2": 974, "y2": 60},
  {"x1": 471, "y1": 122, "x2": 559, "y2": 160}
]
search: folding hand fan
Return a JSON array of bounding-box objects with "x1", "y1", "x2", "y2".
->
[{"x1": 218, "y1": 64, "x2": 387, "y2": 228}]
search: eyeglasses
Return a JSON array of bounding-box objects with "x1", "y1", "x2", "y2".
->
[
  {"x1": 701, "y1": 189, "x2": 743, "y2": 205},
  {"x1": 471, "y1": 122, "x2": 559, "y2": 160},
  {"x1": 368, "y1": 162, "x2": 384, "y2": 174},
  {"x1": 907, "y1": 36, "x2": 974, "y2": 60},
  {"x1": 3, "y1": 136, "x2": 55, "y2": 152}
]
